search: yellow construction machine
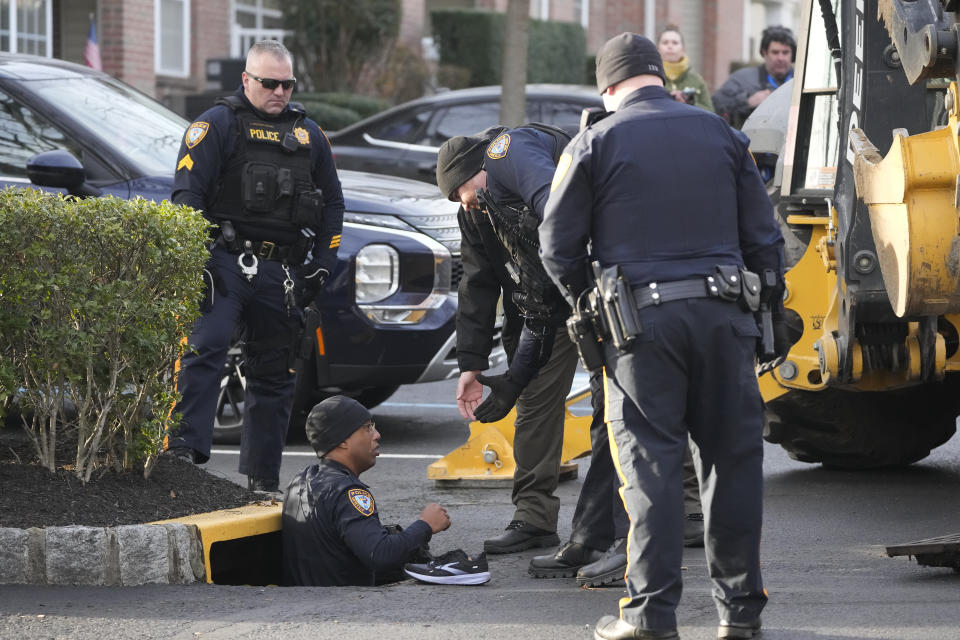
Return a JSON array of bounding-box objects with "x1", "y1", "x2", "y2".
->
[{"x1": 744, "y1": 0, "x2": 960, "y2": 470}]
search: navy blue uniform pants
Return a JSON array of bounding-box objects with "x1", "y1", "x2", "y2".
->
[
  {"x1": 569, "y1": 369, "x2": 630, "y2": 549},
  {"x1": 171, "y1": 245, "x2": 301, "y2": 483},
  {"x1": 604, "y1": 298, "x2": 767, "y2": 630}
]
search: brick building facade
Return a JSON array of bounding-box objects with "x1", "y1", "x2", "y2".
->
[{"x1": 11, "y1": 0, "x2": 800, "y2": 110}]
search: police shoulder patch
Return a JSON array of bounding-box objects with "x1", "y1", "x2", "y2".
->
[
  {"x1": 487, "y1": 133, "x2": 511, "y2": 160},
  {"x1": 551, "y1": 153, "x2": 573, "y2": 192},
  {"x1": 347, "y1": 488, "x2": 375, "y2": 516},
  {"x1": 185, "y1": 122, "x2": 209, "y2": 149}
]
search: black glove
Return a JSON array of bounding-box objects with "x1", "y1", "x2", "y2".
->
[
  {"x1": 199, "y1": 260, "x2": 226, "y2": 314},
  {"x1": 296, "y1": 263, "x2": 329, "y2": 307},
  {"x1": 757, "y1": 314, "x2": 797, "y2": 375},
  {"x1": 474, "y1": 373, "x2": 525, "y2": 423}
]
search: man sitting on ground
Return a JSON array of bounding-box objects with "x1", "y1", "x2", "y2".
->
[{"x1": 281, "y1": 395, "x2": 453, "y2": 586}]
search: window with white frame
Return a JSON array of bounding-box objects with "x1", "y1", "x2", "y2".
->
[
  {"x1": 232, "y1": 0, "x2": 289, "y2": 58},
  {"x1": 530, "y1": 0, "x2": 549, "y2": 21},
  {"x1": 573, "y1": 0, "x2": 589, "y2": 28},
  {"x1": 155, "y1": 0, "x2": 190, "y2": 77},
  {"x1": 0, "y1": 0, "x2": 52, "y2": 56}
]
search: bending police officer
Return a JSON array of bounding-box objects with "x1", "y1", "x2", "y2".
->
[
  {"x1": 541, "y1": 33, "x2": 787, "y2": 639},
  {"x1": 167, "y1": 40, "x2": 344, "y2": 496},
  {"x1": 437, "y1": 125, "x2": 633, "y2": 583}
]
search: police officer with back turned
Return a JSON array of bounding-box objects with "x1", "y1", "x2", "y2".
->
[
  {"x1": 541, "y1": 33, "x2": 787, "y2": 639},
  {"x1": 167, "y1": 40, "x2": 344, "y2": 496}
]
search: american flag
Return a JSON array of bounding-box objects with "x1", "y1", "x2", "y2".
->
[{"x1": 85, "y1": 16, "x2": 101, "y2": 71}]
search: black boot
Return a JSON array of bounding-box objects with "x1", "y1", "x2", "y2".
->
[
  {"x1": 577, "y1": 537, "x2": 627, "y2": 587},
  {"x1": 593, "y1": 615, "x2": 679, "y2": 640},
  {"x1": 483, "y1": 520, "x2": 560, "y2": 554},
  {"x1": 248, "y1": 476, "x2": 283, "y2": 500},
  {"x1": 684, "y1": 513, "x2": 704, "y2": 548},
  {"x1": 529, "y1": 541, "x2": 604, "y2": 578}
]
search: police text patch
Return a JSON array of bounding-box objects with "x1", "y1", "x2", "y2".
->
[
  {"x1": 185, "y1": 122, "x2": 209, "y2": 149},
  {"x1": 348, "y1": 488, "x2": 375, "y2": 516},
  {"x1": 487, "y1": 133, "x2": 511, "y2": 160},
  {"x1": 248, "y1": 125, "x2": 281, "y2": 142}
]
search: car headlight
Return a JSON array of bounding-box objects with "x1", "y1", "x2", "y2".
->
[{"x1": 355, "y1": 244, "x2": 399, "y2": 303}]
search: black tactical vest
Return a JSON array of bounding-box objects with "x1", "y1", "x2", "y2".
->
[
  {"x1": 208, "y1": 96, "x2": 322, "y2": 234},
  {"x1": 482, "y1": 122, "x2": 572, "y2": 321}
]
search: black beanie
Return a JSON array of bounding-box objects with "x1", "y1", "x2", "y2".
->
[
  {"x1": 436, "y1": 134, "x2": 489, "y2": 202},
  {"x1": 595, "y1": 32, "x2": 666, "y2": 93},
  {"x1": 305, "y1": 395, "x2": 372, "y2": 457}
]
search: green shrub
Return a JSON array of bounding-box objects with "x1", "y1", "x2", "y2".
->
[
  {"x1": 297, "y1": 92, "x2": 390, "y2": 119},
  {"x1": 297, "y1": 100, "x2": 363, "y2": 131},
  {"x1": 431, "y1": 9, "x2": 587, "y2": 87},
  {"x1": 0, "y1": 189, "x2": 209, "y2": 481}
]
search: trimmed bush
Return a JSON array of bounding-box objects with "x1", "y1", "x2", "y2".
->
[
  {"x1": 0, "y1": 189, "x2": 209, "y2": 481},
  {"x1": 431, "y1": 9, "x2": 587, "y2": 87},
  {"x1": 297, "y1": 92, "x2": 390, "y2": 119},
  {"x1": 298, "y1": 100, "x2": 363, "y2": 132}
]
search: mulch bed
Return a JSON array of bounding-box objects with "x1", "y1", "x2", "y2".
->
[{"x1": 0, "y1": 425, "x2": 260, "y2": 529}]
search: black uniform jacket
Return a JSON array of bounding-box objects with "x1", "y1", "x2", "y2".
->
[
  {"x1": 541, "y1": 86, "x2": 784, "y2": 300},
  {"x1": 281, "y1": 459, "x2": 432, "y2": 586},
  {"x1": 456, "y1": 127, "x2": 567, "y2": 383},
  {"x1": 171, "y1": 88, "x2": 345, "y2": 273}
]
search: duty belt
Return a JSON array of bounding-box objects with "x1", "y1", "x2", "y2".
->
[
  {"x1": 216, "y1": 236, "x2": 296, "y2": 262},
  {"x1": 631, "y1": 275, "x2": 734, "y2": 310}
]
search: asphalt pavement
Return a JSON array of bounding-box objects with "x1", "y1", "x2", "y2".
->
[{"x1": 2, "y1": 376, "x2": 960, "y2": 640}]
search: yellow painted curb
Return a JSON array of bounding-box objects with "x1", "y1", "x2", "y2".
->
[{"x1": 153, "y1": 501, "x2": 282, "y2": 584}]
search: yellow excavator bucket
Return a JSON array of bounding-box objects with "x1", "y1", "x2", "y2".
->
[{"x1": 427, "y1": 386, "x2": 593, "y2": 484}]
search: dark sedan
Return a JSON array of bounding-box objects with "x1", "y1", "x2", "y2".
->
[
  {"x1": 327, "y1": 84, "x2": 603, "y2": 183},
  {"x1": 0, "y1": 53, "x2": 503, "y2": 442}
]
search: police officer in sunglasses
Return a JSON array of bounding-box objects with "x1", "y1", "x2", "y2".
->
[{"x1": 167, "y1": 40, "x2": 344, "y2": 497}]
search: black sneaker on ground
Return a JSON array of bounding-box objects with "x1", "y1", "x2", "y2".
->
[
  {"x1": 404, "y1": 549, "x2": 491, "y2": 585},
  {"x1": 484, "y1": 519, "x2": 560, "y2": 554},
  {"x1": 684, "y1": 512, "x2": 705, "y2": 547},
  {"x1": 248, "y1": 476, "x2": 283, "y2": 499}
]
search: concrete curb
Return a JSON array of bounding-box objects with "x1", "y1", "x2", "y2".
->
[{"x1": 0, "y1": 523, "x2": 205, "y2": 586}]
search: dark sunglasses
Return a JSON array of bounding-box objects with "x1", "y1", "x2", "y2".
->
[{"x1": 245, "y1": 70, "x2": 296, "y2": 91}]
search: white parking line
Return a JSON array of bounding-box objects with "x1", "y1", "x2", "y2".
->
[
  {"x1": 210, "y1": 449, "x2": 443, "y2": 460},
  {"x1": 380, "y1": 401, "x2": 459, "y2": 409}
]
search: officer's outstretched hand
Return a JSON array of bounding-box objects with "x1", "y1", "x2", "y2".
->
[
  {"x1": 474, "y1": 373, "x2": 524, "y2": 423},
  {"x1": 456, "y1": 370, "x2": 483, "y2": 420},
  {"x1": 420, "y1": 503, "x2": 451, "y2": 533},
  {"x1": 297, "y1": 263, "x2": 329, "y2": 307}
]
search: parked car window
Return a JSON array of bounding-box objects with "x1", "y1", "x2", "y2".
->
[
  {"x1": 0, "y1": 88, "x2": 86, "y2": 180},
  {"x1": 425, "y1": 101, "x2": 500, "y2": 146},
  {"x1": 28, "y1": 77, "x2": 187, "y2": 177},
  {"x1": 539, "y1": 101, "x2": 590, "y2": 135},
  {"x1": 373, "y1": 110, "x2": 431, "y2": 143}
]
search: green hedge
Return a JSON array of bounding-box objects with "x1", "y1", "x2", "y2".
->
[
  {"x1": 296, "y1": 92, "x2": 393, "y2": 131},
  {"x1": 431, "y1": 9, "x2": 587, "y2": 87},
  {"x1": 0, "y1": 189, "x2": 209, "y2": 481}
]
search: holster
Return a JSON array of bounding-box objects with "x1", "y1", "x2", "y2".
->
[{"x1": 596, "y1": 263, "x2": 643, "y2": 352}]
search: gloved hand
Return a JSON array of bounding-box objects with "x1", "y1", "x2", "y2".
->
[
  {"x1": 473, "y1": 373, "x2": 525, "y2": 423},
  {"x1": 297, "y1": 263, "x2": 329, "y2": 307},
  {"x1": 757, "y1": 314, "x2": 796, "y2": 375}
]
